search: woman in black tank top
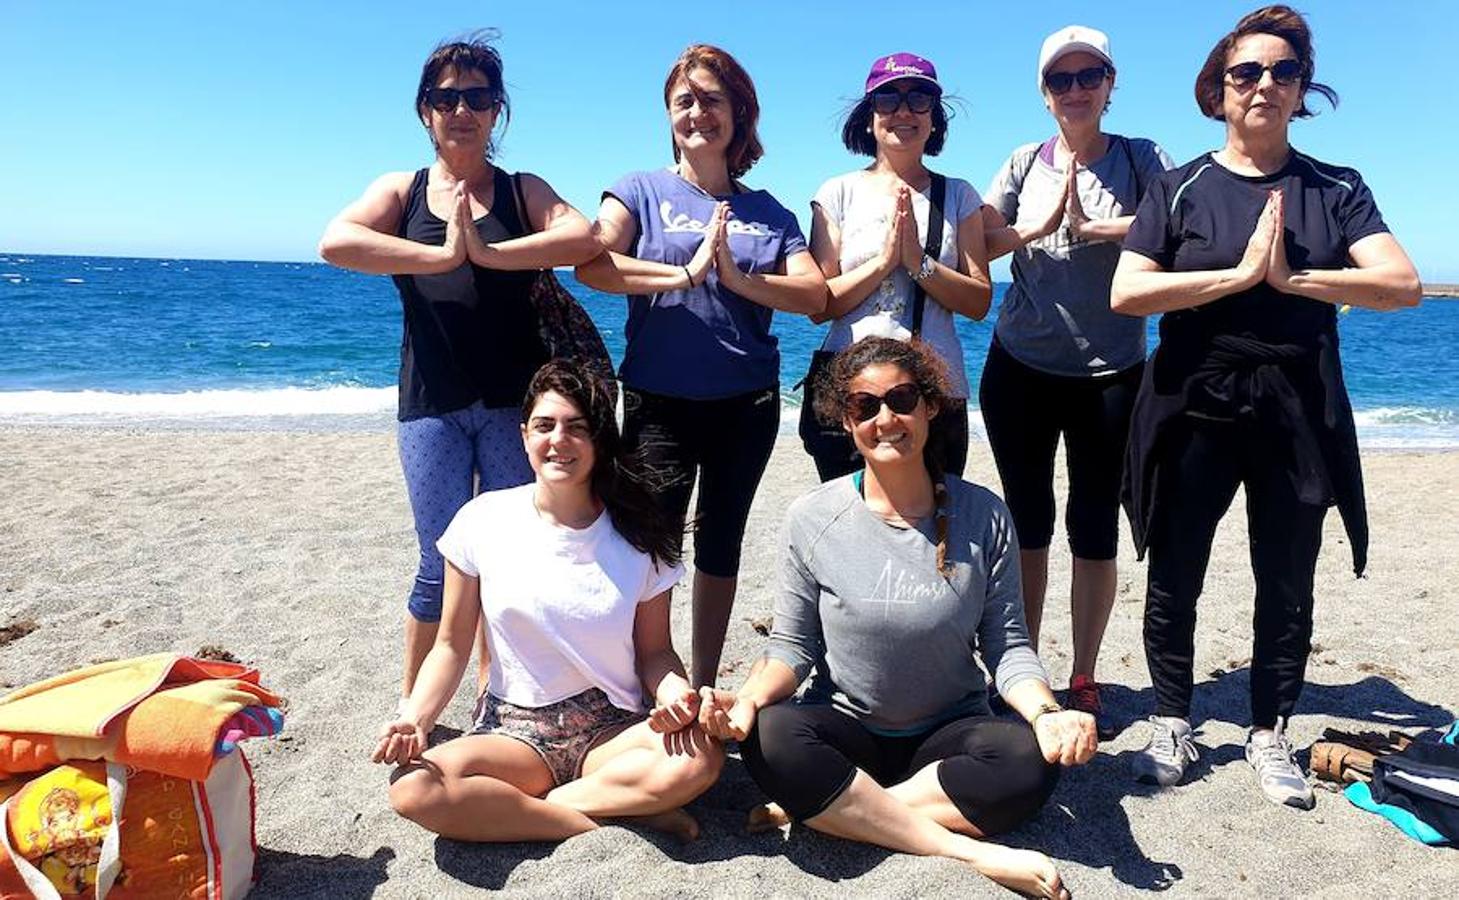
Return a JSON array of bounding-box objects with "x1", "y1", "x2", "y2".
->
[{"x1": 319, "y1": 34, "x2": 599, "y2": 705}]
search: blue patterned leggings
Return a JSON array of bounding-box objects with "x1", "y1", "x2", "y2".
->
[{"x1": 397, "y1": 403, "x2": 533, "y2": 622}]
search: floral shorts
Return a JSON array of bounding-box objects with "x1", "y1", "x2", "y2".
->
[{"x1": 471, "y1": 687, "x2": 643, "y2": 786}]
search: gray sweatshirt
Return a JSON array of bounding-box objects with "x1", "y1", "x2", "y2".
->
[{"x1": 765, "y1": 475, "x2": 1049, "y2": 734}]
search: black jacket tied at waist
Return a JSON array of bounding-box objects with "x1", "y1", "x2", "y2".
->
[{"x1": 1122, "y1": 327, "x2": 1368, "y2": 576}]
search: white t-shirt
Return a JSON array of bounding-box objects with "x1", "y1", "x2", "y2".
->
[
  {"x1": 436, "y1": 483, "x2": 685, "y2": 711},
  {"x1": 812, "y1": 171, "x2": 984, "y2": 398}
]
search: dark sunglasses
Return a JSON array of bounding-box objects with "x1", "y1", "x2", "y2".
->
[
  {"x1": 869, "y1": 87, "x2": 937, "y2": 115},
  {"x1": 1225, "y1": 58, "x2": 1303, "y2": 89},
  {"x1": 847, "y1": 383, "x2": 923, "y2": 423},
  {"x1": 1044, "y1": 65, "x2": 1109, "y2": 95},
  {"x1": 424, "y1": 86, "x2": 497, "y2": 113}
]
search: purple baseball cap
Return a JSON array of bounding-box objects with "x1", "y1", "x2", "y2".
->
[{"x1": 864, "y1": 52, "x2": 941, "y2": 95}]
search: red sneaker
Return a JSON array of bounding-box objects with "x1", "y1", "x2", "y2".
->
[{"x1": 1068, "y1": 674, "x2": 1114, "y2": 739}]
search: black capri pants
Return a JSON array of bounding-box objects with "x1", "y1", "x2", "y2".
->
[
  {"x1": 741, "y1": 702, "x2": 1058, "y2": 835},
  {"x1": 979, "y1": 339, "x2": 1143, "y2": 559},
  {"x1": 621, "y1": 384, "x2": 779, "y2": 577}
]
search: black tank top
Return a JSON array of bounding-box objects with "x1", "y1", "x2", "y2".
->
[{"x1": 391, "y1": 166, "x2": 549, "y2": 420}]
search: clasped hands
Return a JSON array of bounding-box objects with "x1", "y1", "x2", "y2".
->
[
  {"x1": 436, "y1": 181, "x2": 508, "y2": 270},
  {"x1": 1235, "y1": 188, "x2": 1297, "y2": 292}
]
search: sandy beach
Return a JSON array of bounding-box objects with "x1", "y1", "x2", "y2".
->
[{"x1": 1, "y1": 426, "x2": 1454, "y2": 898}]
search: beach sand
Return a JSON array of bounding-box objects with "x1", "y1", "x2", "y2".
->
[{"x1": 1, "y1": 427, "x2": 1455, "y2": 898}]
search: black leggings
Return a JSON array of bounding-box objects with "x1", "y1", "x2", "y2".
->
[
  {"x1": 621, "y1": 385, "x2": 779, "y2": 577},
  {"x1": 980, "y1": 340, "x2": 1142, "y2": 559},
  {"x1": 1144, "y1": 419, "x2": 1327, "y2": 727},
  {"x1": 741, "y1": 703, "x2": 1058, "y2": 834},
  {"x1": 803, "y1": 398, "x2": 970, "y2": 483}
]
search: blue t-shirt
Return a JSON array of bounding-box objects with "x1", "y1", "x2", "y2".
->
[{"x1": 605, "y1": 168, "x2": 809, "y2": 399}]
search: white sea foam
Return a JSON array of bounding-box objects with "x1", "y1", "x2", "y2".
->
[
  {"x1": 62, "y1": 278, "x2": 85, "y2": 284},
  {"x1": 0, "y1": 386, "x2": 395, "y2": 420}
]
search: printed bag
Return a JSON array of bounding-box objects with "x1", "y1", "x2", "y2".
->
[
  {"x1": 0, "y1": 752, "x2": 256, "y2": 900},
  {"x1": 510, "y1": 175, "x2": 618, "y2": 401}
]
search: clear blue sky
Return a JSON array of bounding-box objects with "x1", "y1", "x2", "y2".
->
[{"x1": 2, "y1": 1, "x2": 1454, "y2": 279}]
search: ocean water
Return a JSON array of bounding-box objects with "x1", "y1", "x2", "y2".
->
[{"x1": 3, "y1": 253, "x2": 1457, "y2": 449}]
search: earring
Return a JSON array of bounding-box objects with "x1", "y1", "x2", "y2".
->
[{"x1": 865, "y1": 124, "x2": 873, "y2": 133}]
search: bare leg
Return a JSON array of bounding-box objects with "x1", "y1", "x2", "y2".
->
[
  {"x1": 805, "y1": 771, "x2": 1068, "y2": 899},
  {"x1": 547, "y1": 721, "x2": 723, "y2": 840},
  {"x1": 1020, "y1": 547, "x2": 1051, "y2": 649},
  {"x1": 401, "y1": 617, "x2": 438, "y2": 701},
  {"x1": 389, "y1": 735, "x2": 597, "y2": 842},
  {"x1": 886, "y1": 762, "x2": 984, "y2": 835},
  {"x1": 691, "y1": 571, "x2": 737, "y2": 689},
  {"x1": 1070, "y1": 556, "x2": 1117, "y2": 680}
]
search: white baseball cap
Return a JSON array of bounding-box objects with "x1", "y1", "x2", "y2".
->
[{"x1": 1037, "y1": 25, "x2": 1115, "y2": 89}]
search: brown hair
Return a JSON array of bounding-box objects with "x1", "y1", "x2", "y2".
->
[
  {"x1": 840, "y1": 94, "x2": 952, "y2": 157},
  {"x1": 522, "y1": 361, "x2": 682, "y2": 567},
  {"x1": 814, "y1": 338, "x2": 956, "y2": 577},
  {"x1": 1194, "y1": 5, "x2": 1338, "y2": 121},
  {"x1": 662, "y1": 44, "x2": 765, "y2": 178},
  {"x1": 416, "y1": 32, "x2": 510, "y2": 157}
]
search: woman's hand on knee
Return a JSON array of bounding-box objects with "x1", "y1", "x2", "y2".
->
[
  {"x1": 372, "y1": 718, "x2": 426, "y2": 765},
  {"x1": 1034, "y1": 710, "x2": 1098, "y2": 766},
  {"x1": 649, "y1": 685, "x2": 702, "y2": 734},
  {"x1": 697, "y1": 687, "x2": 756, "y2": 742}
]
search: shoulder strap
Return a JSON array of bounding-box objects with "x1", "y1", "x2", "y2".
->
[
  {"x1": 507, "y1": 170, "x2": 535, "y2": 237},
  {"x1": 398, "y1": 168, "x2": 429, "y2": 239},
  {"x1": 911, "y1": 173, "x2": 947, "y2": 337},
  {"x1": 1118, "y1": 135, "x2": 1148, "y2": 206}
]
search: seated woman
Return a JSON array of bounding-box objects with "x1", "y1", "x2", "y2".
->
[
  {"x1": 699, "y1": 338, "x2": 1095, "y2": 900},
  {"x1": 373, "y1": 360, "x2": 723, "y2": 842}
]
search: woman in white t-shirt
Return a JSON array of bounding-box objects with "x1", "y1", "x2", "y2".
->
[
  {"x1": 802, "y1": 51, "x2": 991, "y2": 482},
  {"x1": 372, "y1": 360, "x2": 723, "y2": 842}
]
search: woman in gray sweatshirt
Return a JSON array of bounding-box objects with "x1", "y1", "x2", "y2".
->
[{"x1": 698, "y1": 338, "x2": 1096, "y2": 900}]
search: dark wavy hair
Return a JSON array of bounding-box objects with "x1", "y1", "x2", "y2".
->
[
  {"x1": 521, "y1": 361, "x2": 682, "y2": 567},
  {"x1": 814, "y1": 338, "x2": 956, "y2": 576},
  {"x1": 416, "y1": 31, "x2": 511, "y2": 157},
  {"x1": 840, "y1": 93, "x2": 952, "y2": 157},
  {"x1": 662, "y1": 44, "x2": 764, "y2": 178},
  {"x1": 1194, "y1": 5, "x2": 1338, "y2": 121}
]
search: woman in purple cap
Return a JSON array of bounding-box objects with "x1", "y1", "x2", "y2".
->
[
  {"x1": 978, "y1": 25, "x2": 1173, "y2": 734},
  {"x1": 577, "y1": 44, "x2": 826, "y2": 690},
  {"x1": 800, "y1": 52, "x2": 991, "y2": 483}
]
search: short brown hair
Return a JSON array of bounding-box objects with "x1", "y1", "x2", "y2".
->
[
  {"x1": 1194, "y1": 5, "x2": 1338, "y2": 121},
  {"x1": 662, "y1": 44, "x2": 764, "y2": 178}
]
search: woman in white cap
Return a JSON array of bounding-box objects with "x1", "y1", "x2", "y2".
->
[
  {"x1": 799, "y1": 51, "x2": 992, "y2": 482},
  {"x1": 979, "y1": 25, "x2": 1172, "y2": 734}
]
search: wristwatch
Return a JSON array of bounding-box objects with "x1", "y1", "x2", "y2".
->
[
  {"x1": 1032, "y1": 702, "x2": 1064, "y2": 725},
  {"x1": 910, "y1": 253, "x2": 935, "y2": 282}
]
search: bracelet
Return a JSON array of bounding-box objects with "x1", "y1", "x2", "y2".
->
[
  {"x1": 682, "y1": 265, "x2": 695, "y2": 289},
  {"x1": 1031, "y1": 702, "x2": 1063, "y2": 725},
  {"x1": 909, "y1": 253, "x2": 935, "y2": 282}
]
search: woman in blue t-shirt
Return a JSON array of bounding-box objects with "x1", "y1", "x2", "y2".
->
[
  {"x1": 577, "y1": 44, "x2": 826, "y2": 689},
  {"x1": 1111, "y1": 5, "x2": 1421, "y2": 809},
  {"x1": 978, "y1": 25, "x2": 1172, "y2": 734},
  {"x1": 319, "y1": 35, "x2": 599, "y2": 709}
]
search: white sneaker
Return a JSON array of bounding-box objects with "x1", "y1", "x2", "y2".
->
[
  {"x1": 1131, "y1": 716, "x2": 1199, "y2": 786},
  {"x1": 1247, "y1": 720, "x2": 1315, "y2": 810}
]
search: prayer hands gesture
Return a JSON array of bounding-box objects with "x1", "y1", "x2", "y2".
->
[
  {"x1": 697, "y1": 686, "x2": 758, "y2": 741},
  {"x1": 649, "y1": 682, "x2": 702, "y2": 734},
  {"x1": 1264, "y1": 189, "x2": 1294, "y2": 291},
  {"x1": 1034, "y1": 709, "x2": 1098, "y2": 766},
  {"x1": 894, "y1": 186, "x2": 925, "y2": 274},
  {"x1": 1236, "y1": 189, "x2": 1282, "y2": 290},
  {"x1": 372, "y1": 717, "x2": 426, "y2": 766},
  {"x1": 687, "y1": 202, "x2": 728, "y2": 287},
  {"x1": 437, "y1": 182, "x2": 470, "y2": 271},
  {"x1": 1063, "y1": 165, "x2": 1092, "y2": 241}
]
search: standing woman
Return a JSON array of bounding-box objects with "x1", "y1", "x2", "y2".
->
[
  {"x1": 979, "y1": 26, "x2": 1172, "y2": 731},
  {"x1": 700, "y1": 338, "x2": 1093, "y2": 900},
  {"x1": 319, "y1": 35, "x2": 600, "y2": 708},
  {"x1": 577, "y1": 44, "x2": 826, "y2": 689},
  {"x1": 1112, "y1": 5, "x2": 1420, "y2": 807},
  {"x1": 804, "y1": 53, "x2": 991, "y2": 481}
]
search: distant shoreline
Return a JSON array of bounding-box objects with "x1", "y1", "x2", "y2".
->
[{"x1": 1423, "y1": 283, "x2": 1459, "y2": 298}]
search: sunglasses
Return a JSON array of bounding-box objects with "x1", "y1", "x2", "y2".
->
[
  {"x1": 1044, "y1": 65, "x2": 1109, "y2": 95},
  {"x1": 424, "y1": 86, "x2": 497, "y2": 113},
  {"x1": 1225, "y1": 58, "x2": 1303, "y2": 89},
  {"x1": 869, "y1": 87, "x2": 937, "y2": 115},
  {"x1": 847, "y1": 383, "x2": 923, "y2": 423}
]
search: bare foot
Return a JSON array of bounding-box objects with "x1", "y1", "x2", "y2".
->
[
  {"x1": 968, "y1": 844, "x2": 1068, "y2": 899},
  {"x1": 745, "y1": 802, "x2": 791, "y2": 834},
  {"x1": 618, "y1": 808, "x2": 701, "y2": 842}
]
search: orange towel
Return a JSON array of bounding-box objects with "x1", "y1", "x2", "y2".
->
[{"x1": 0, "y1": 653, "x2": 282, "y2": 781}]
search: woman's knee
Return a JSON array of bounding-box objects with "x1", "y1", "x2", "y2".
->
[
  {"x1": 939, "y1": 723, "x2": 1059, "y2": 835},
  {"x1": 663, "y1": 732, "x2": 725, "y2": 795},
  {"x1": 388, "y1": 765, "x2": 445, "y2": 822}
]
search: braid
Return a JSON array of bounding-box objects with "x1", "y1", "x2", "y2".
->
[{"x1": 923, "y1": 420, "x2": 953, "y2": 579}]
